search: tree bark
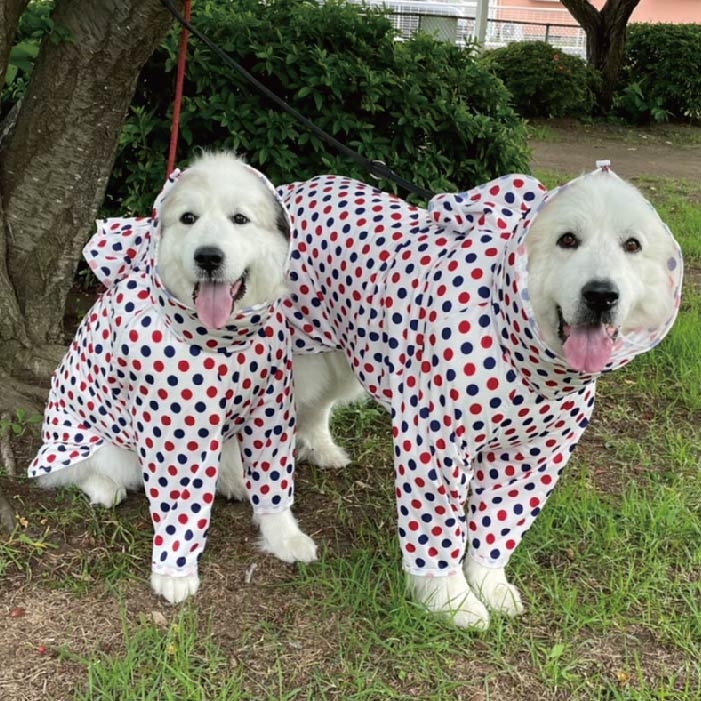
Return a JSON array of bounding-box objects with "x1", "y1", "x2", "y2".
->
[
  {"x1": 0, "y1": 0, "x2": 183, "y2": 422},
  {"x1": 561, "y1": 0, "x2": 641, "y2": 111},
  {"x1": 0, "y1": 0, "x2": 181, "y2": 352},
  {"x1": 0, "y1": 0, "x2": 31, "y2": 346}
]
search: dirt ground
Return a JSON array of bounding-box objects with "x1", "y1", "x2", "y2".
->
[{"x1": 529, "y1": 119, "x2": 701, "y2": 180}]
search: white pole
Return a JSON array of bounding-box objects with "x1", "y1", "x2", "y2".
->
[{"x1": 474, "y1": 0, "x2": 489, "y2": 47}]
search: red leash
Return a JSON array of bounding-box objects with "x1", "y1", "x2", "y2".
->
[{"x1": 167, "y1": 0, "x2": 192, "y2": 175}]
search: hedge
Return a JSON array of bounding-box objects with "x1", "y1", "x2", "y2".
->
[
  {"x1": 616, "y1": 23, "x2": 701, "y2": 122},
  {"x1": 480, "y1": 41, "x2": 599, "y2": 119},
  {"x1": 113, "y1": 0, "x2": 533, "y2": 213},
  {"x1": 2, "y1": 0, "x2": 531, "y2": 216}
]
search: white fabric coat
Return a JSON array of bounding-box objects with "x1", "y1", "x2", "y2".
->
[
  {"x1": 30, "y1": 167, "x2": 296, "y2": 578},
  {"x1": 280, "y1": 168, "x2": 682, "y2": 576}
]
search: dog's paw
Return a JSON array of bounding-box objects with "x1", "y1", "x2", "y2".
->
[
  {"x1": 407, "y1": 572, "x2": 490, "y2": 630},
  {"x1": 297, "y1": 438, "x2": 350, "y2": 468},
  {"x1": 254, "y1": 509, "x2": 318, "y2": 563},
  {"x1": 82, "y1": 474, "x2": 127, "y2": 508},
  {"x1": 464, "y1": 556, "x2": 524, "y2": 616},
  {"x1": 151, "y1": 572, "x2": 200, "y2": 604}
]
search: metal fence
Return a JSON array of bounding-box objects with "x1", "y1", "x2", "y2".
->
[
  {"x1": 345, "y1": 1, "x2": 586, "y2": 57},
  {"x1": 485, "y1": 17, "x2": 585, "y2": 56}
]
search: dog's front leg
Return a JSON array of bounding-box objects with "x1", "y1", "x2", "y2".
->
[
  {"x1": 391, "y1": 433, "x2": 490, "y2": 628},
  {"x1": 150, "y1": 571, "x2": 200, "y2": 604},
  {"x1": 139, "y1": 433, "x2": 221, "y2": 604},
  {"x1": 239, "y1": 387, "x2": 317, "y2": 564},
  {"x1": 463, "y1": 556, "x2": 523, "y2": 616},
  {"x1": 407, "y1": 571, "x2": 490, "y2": 630},
  {"x1": 253, "y1": 509, "x2": 317, "y2": 563}
]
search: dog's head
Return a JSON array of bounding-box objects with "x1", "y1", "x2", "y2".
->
[
  {"x1": 526, "y1": 172, "x2": 680, "y2": 373},
  {"x1": 157, "y1": 152, "x2": 290, "y2": 329}
]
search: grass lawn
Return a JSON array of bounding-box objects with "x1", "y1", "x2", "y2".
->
[{"x1": 1, "y1": 165, "x2": 699, "y2": 700}]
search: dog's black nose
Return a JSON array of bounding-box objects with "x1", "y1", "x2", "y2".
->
[
  {"x1": 582, "y1": 280, "x2": 619, "y2": 313},
  {"x1": 194, "y1": 246, "x2": 224, "y2": 273}
]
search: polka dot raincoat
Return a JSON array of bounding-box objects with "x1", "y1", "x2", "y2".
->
[
  {"x1": 30, "y1": 167, "x2": 296, "y2": 578},
  {"x1": 280, "y1": 167, "x2": 682, "y2": 576}
]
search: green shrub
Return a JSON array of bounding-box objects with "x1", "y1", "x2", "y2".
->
[
  {"x1": 480, "y1": 41, "x2": 598, "y2": 119},
  {"x1": 104, "y1": 0, "x2": 529, "y2": 214},
  {"x1": 618, "y1": 24, "x2": 701, "y2": 122},
  {"x1": 612, "y1": 81, "x2": 671, "y2": 125},
  {"x1": 3, "y1": 0, "x2": 529, "y2": 217},
  {"x1": 0, "y1": 0, "x2": 54, "y2": 116}
]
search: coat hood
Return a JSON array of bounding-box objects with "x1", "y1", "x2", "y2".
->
[
  {"x1": 428, "y1": 165, "x2": 683, "y2": 399},
  {"x1": 84, "y1": 161, "x2": 291, "y2": 350}
]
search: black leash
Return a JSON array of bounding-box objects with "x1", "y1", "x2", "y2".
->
[{"x1": 159, "y1": 0, "x2": 434, "y2": 201}]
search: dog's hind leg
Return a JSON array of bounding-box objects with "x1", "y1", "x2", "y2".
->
[
  {"x1": 294, "y1": 351, "x2": 364, "y2": 468},
  {"x1": 37, "y1": 443, "x2": 141, "y2": 507},
  {"x1": 217, "y1": 438, "x2": 247, "y2": 500}
]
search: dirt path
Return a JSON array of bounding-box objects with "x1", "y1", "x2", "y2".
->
[{"x1": 529, "y1": 120, "x2": 701, "y2": 180}]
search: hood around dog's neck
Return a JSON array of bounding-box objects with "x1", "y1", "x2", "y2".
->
[
  {"x1": 428, "y1": 168, "x2": 683, "y2": 400},
  {"x1": 85, "y1": 161, "x2": 292, "y2": 352}
]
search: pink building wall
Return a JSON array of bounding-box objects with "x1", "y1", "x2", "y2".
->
[
  {"x1": 497, "y1": 0, "x2": 701, "y2": 25},
  {"x1": 593, "y1": 0, "x2": 701, "y2": 23}
]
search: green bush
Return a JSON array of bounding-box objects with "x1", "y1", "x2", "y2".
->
[
  {"x1": 0, "y1": 0, "x2": 54, "y2": 117},
  {"x1": 3, "y1": 0, "x2": 529, "y2": 215},
  {"x1": 103, "y1": 0, "x2": 529, "y2": 214},
  {"x1": 480, "y1": 41, "x2": 599, "y2": 119},
  {"x1": 617, "y1": 23, "x2": 701, "y2": 122}
]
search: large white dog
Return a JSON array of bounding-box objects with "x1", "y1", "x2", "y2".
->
[
  {"x1": 279, "y1": 164, "x2": 682, "y2": 628},
  {"x1": 29, "y1": 153, "x2": 317, "y2": 603}
]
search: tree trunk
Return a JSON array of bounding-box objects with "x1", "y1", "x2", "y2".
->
[
  {"x1": 0, "y1": 0, "x2": 31, "y2": 347},
  {"x1": 561, "y1": 0, "x2": 641, "y2": 112},
  {"x1": 0, "y1": 0, "x2": 182, "y2": 411}
]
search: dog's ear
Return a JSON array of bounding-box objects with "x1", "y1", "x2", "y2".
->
[{"x1": 273, "y1": 198, "x2": 291, "y2": 240}]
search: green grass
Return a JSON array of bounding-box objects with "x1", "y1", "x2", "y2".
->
[
  {"x1": 66, "y1": 610, "x2": 248, "y2": 701},
  {"x1": 527, "y1": 118, "x2": 701, "y2": 147},
  {"x1": 2, "y1": 163, "x2": 700, "y2": 700}
]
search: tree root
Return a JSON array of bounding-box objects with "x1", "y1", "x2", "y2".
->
[
  {"x1": 0, "y1": 493, "x2": 16, "y2": 534},
  {"x1": 0, "y1": 412, "x2": 17, "y2": 477}
]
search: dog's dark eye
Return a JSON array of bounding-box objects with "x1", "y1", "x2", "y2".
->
[
  {"x1": 557, "y1": 232, "x2": 579, "y2": 249},
  {"x1": 180, "y1": 212, "x2": 197, "y2": 225},
  {"x1": 231, "y1": 213, "x2": 249, "y2": 225},
  {"x1": 623, "y1": 237, "x2": 641, "y2": 253}
]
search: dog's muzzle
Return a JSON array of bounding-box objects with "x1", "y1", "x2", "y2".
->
[
  {"x1": 581, "y1": 279, "x2": 619, "y2": 316},
  {"x1": 194, "y1": 246, "x2": 225, "y2": 274}
]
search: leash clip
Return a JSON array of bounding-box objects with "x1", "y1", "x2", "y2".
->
[{"x1": 369, "y1": 159, "x2": 387, "y2": 181}]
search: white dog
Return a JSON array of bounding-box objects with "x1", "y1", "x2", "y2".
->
[
  {"x1": 30, "y1": 153, "x2": 316, "y2": 603},
  {"x1": 279, "y1": 164, "x2": 682, "y2": 628}
]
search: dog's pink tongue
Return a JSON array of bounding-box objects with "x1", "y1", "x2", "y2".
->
[
  {"x1": 563, "y1": 326, "x2": 614, "y2": 373},
  {"x1": 194, "y1": 281, "x2": 233, "y2": 329}
]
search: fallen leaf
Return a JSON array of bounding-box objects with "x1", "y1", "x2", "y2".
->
[
  {"x1": 244, "y1": 562, "x2": 258, "y2": 585},
  {"x1": 616, "y1": 671, "x2": 631, "y2": 685},
  {"x1": 9, "y1": 607, "x2": 25, "y2": 618},
  {"x1": 151, "y1": 610, "x2": 167, "y2": 627}
]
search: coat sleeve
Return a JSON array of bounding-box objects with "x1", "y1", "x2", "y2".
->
[
  {"x1": 467, "y1": 385, "x2": 596, "y2": 568},
  {"x1": 83, "y1": 217, "x2": 152, "y2": 287},
  {"x1": 387, "y1": 327, "x2": 475, "y2": 577},
  {"x1": 238, "y1": 326, "x2": 296, "y2": 514}
]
